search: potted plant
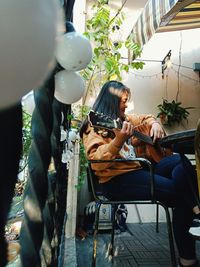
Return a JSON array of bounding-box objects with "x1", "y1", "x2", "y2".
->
[{"x1": 157, "y1": 99, "x2": 194, "y2": 126}]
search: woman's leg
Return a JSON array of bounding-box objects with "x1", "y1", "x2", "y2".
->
[
  {"x1": 155, "y1": 154, "x2": 199, "y2": 265},
  {"x1": 173, "y1": 206, "x2": 196, "y2": 260},
  {"x1": 101, "y1": 160, "x2": 197, "y2": 263},
  {"x1": 154, "y1": 154, "x2": 199, "y2": 210},
  {"x1": 101, "y1": 169, "x2": 176, "y2": 204}
]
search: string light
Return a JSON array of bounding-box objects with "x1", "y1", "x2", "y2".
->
[
  {"x1": 124, "y1": 54, "x2": 199, "y2": 83},
  {"x1": 130, "y1": 70, "x2": 162, "y2": 78},
  {"x1": 130, "y1": 68, "x2": 199, "y2": 84},
  {"x1": 171, "y1": 66, "x2": 200, "y2": 84},
  {"x1": 172, "y1": 63, "x2": 193, "y2": 70}
]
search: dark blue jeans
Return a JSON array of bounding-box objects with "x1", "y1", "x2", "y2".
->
[{"x1": 101, "y1": 154, "x2": 199, "y2": 259}]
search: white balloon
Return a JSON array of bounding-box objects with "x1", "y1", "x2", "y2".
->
[
  {"x1": 60, "y1": 128, "x2": 67, "y2": 141},
  {"x1": 22, "y1": 91, "x2": 35, "y2": 115},
  {"x1": 61, "y1": 152, "x2": 69, "y2": 164},
  {"x1": 68, "y1": 129, "x2": 77, "y2": 142},
  {"x1": 54, "y1": 70, "x2": 85, "y2": 104},
  {"x1": 56, "y1": 32, "x2": 93, "y2": 71},
  {"x1": 0, "y1": 0, "x2": 62, "y2": 110}
]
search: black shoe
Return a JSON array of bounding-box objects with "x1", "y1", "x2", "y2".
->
[
  {"x1": 178, "y1": 259, "x2": 200, "y2": 267},
  {"x1": 189, "y1": 218, "x2": 200, "y2": 239}
]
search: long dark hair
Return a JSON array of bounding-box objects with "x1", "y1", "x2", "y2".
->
[{"x1": 80, "y1": 80, "x2": 130, "y2": 137}]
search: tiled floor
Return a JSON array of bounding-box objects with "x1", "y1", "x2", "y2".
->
[{"x1": 76, "y1": 223, "x2": 200, "y2": 267}]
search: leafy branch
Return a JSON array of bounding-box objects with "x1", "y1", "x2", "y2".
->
[
  {"x1": 81, "y1": 0, "x2": 144, "y2": 101},
  {"x1": 19, "y1": 110, "x2": 32, "y2": 173},
  {"x1": 76, "y1": 0, "x2": 145, "y2": 189}
]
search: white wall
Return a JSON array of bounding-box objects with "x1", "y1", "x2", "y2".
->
[
  {"x1": 126, "y1": 204, "x2": 168, "y2": 223},
  {"x1": 124, "y1": 29, "x2": 200, "y2": 133}
]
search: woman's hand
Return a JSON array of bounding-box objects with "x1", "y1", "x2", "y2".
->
[
  {"x1": 112, "y1": 121, "x2": 133, "y2": 147},
  {"x1": 150, "y1": 122, "x2": 165, "y2": 143}
]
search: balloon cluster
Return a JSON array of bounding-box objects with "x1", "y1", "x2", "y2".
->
[
  {"x1": 0, "y1": 0, "x2": 62, "y2": 110},
  {"x1": 54, "y1": 22, "x2": 93, "y2": 104},
  {"x1": 61, "y1": 127, "x2": 80, "y2": 167}
]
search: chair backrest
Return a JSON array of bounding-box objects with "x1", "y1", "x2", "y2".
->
[{"x1": 87, "y1": 165, "x2": 103, "y2": 199}]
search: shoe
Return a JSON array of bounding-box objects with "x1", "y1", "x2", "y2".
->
[
  {"x1": 189, "y1": 218, "x2": 200, "y2": 239},
  {"x1": 178, "y1": 259, "x2": 200, "y2": 267}
]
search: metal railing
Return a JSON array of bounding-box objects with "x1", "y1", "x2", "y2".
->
[
  {"x1": 19, "y1": 71, "x2": 70, "y2": 267},
  {"x1": 0, "y1": 104, "x2": 23, "y2": 267}
]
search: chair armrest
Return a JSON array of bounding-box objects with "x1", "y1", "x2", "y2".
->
[{"x1": 89, "y1": 157, "x2": 151, "y2": 164}]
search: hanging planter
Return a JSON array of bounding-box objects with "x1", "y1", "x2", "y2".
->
[{"x1": 157, "y1": 99, "x2": 194, "y2": 126}]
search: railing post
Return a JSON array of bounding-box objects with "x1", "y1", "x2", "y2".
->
[
  {"x1": 19, "y1": 75, "x2": 54, "y2": 267},
  {"x1": 0, "y1": 104, "x2": 22, "y2": 267},
  {"x1": 65, "y1": 140, "x2": 80, "y2": 238}
]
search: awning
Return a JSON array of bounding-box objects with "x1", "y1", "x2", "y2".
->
[{"x1": 129, "y1": 0, "x2": 200, "y2": 46}]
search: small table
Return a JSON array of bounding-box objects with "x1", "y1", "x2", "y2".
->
[{"x1": 160, "y1": 129, "x2": 196, "y2": 154}]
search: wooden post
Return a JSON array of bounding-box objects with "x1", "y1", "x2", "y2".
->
[{"x1": 65, "y1": 140, "x2": 80, "y2": 238}]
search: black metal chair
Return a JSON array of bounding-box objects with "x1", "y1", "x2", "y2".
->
[{"x1": 87, "y1": 158, "x2": 177, "y2": 267}]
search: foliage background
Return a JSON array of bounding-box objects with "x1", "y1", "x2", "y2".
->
[{"x1": 81, "y1": 0, "x2": 144, "y2": 103}]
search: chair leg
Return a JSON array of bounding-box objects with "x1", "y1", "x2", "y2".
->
[
  {"x1": 109, "y1": 204, "x2": 117, "y2": 258},
  {"x1": 163, "y1": 205, "x2": 177, "y2": 267},
  {"x1": 92, "y1": 202, "x2": 101, "y2": 267},
  {"x1": 156, "y1": 203, "x2": 159, "y2": 233}
]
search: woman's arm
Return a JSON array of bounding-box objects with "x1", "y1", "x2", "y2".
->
[
  {"x1": 150, "y1": 122, "x2": 165, "y2": 143},
  {"x1": 82, "y1": 123, "x2": 133, "y2": 170},
  {"x1": 127, "y1": 113, "x2": 165, "y2": 143}
]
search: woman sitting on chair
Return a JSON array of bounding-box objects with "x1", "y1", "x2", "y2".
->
[{"x1": 80, "y1": 80, "x2": 200, "y2": 267}]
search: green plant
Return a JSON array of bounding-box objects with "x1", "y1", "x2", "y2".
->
[
  {"x1": 81, "y1": 0, "x2": 144, "y2": 95},
  {"x1": 157, "y1": 99, "x2": 194, "y2": 126},
  {"x1": 19, "y1": 110, "x2": 32, "y2": 173},
  {"x1": 75, "y1": 142, "x2": 88, "y2": 191}
]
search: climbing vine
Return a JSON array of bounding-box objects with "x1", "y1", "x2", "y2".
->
[
  {"x1": 75, "y1": 0, "x2": 145, "y2": 188},
  {"x1": 19, "y1": 110, "x2": 32, "y2": 173},
  {"x1": 81, "y1": 0, "x2": 144, "y2": 98}
]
